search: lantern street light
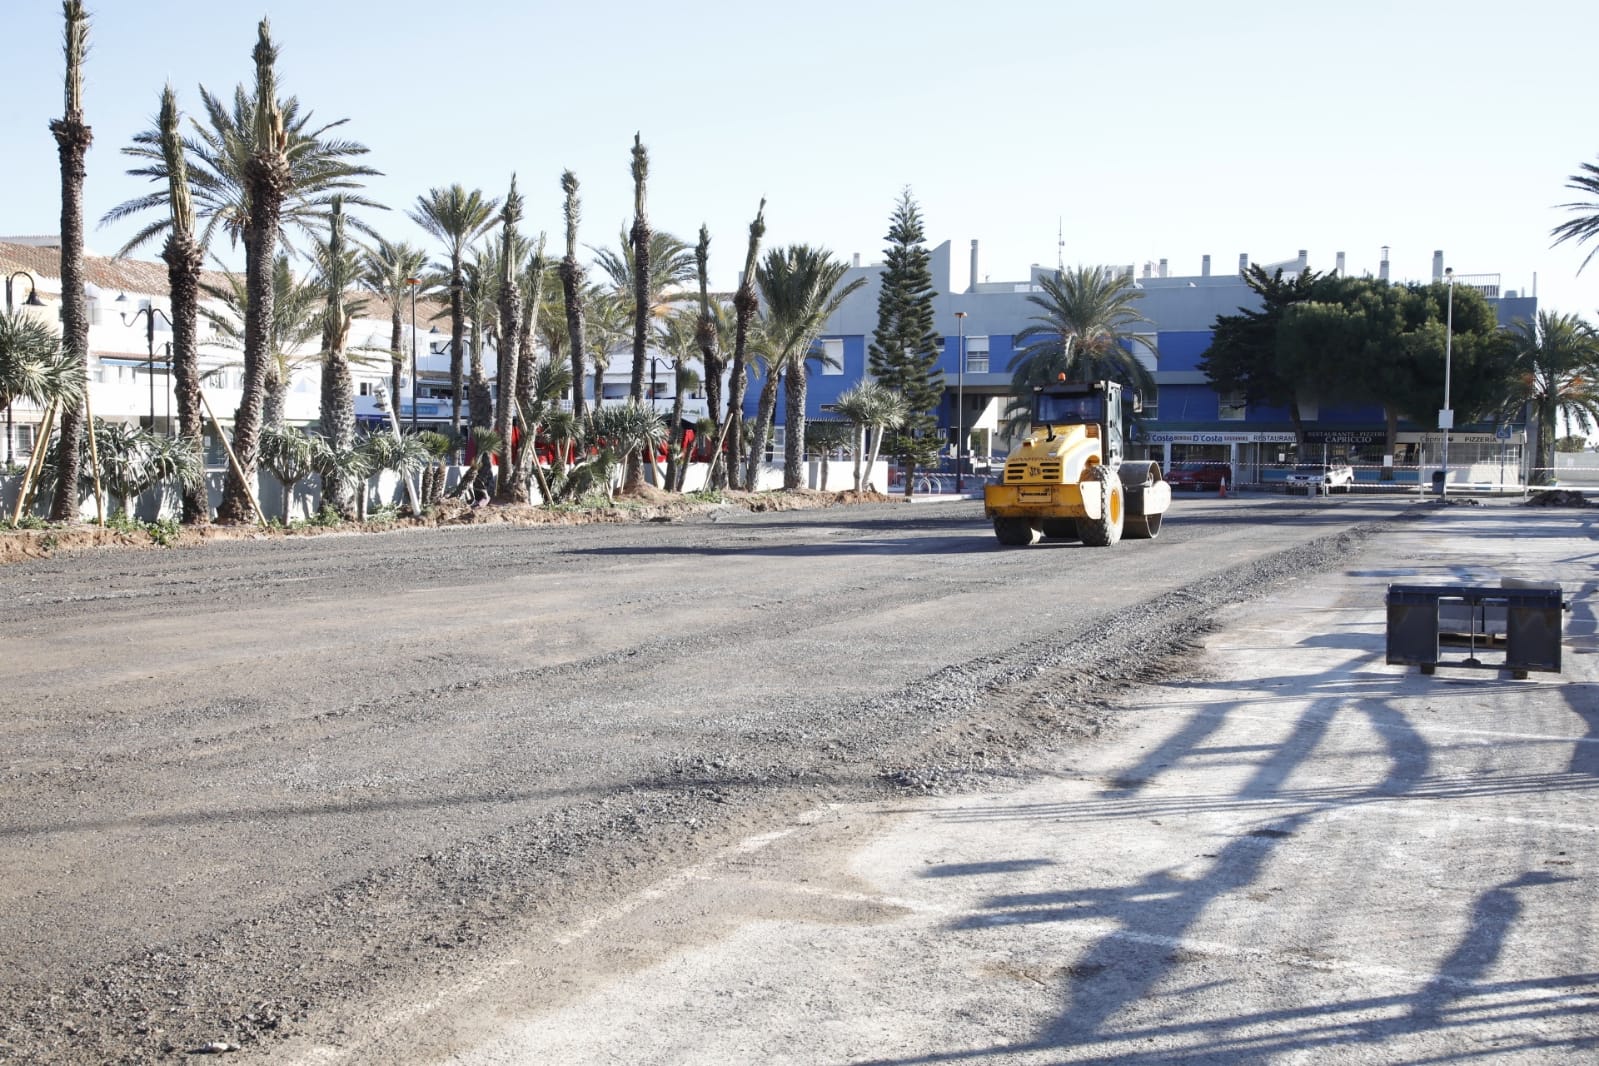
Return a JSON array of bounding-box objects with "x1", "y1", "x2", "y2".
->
[
  {"x1": 4, "y1": 271, "x2": 45, "y2": 463},
  {"x1": 406, "y1": 277, "x2": 421, "y2": 432},
  {"x1": 5, "y1": 270, "x2": 44, "y2": 312},
  {"x1": 954, "y1": 310, "x2": 967, "y2": 493},
  {"x1": 121, "y1": 304, "x2": 173, "y2": 434},
  {"x1": 1440, "y1": 267, "x2": 1455, "y2": 499},
  {"x1": 649, "y1": 355, "x2": 678, "y2": 412}
]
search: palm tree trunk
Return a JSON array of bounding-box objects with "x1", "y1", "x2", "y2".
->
[
  {"x1": 852, "y1": 426, "x2": 865, "y2": 492},
  {"x1": 560, "y1": 171, "x2": 588, "y2": 421},
  {"x1": 695, "y1": 225, "x2": 723, "y2": 482},
  {"x1": 389, "y1": 305, "x2": 404, "y2": 414},
  {"x1": 48, "y1": 3, "x2": 92, "y2": 522},
  {"x1": 495, "y1": 183, "x2": 525, "y2": 503},
  {"x1": 449, "y1": 259, "x2": 466, "y2": 434},
  {"x1": 1382, "y1": 407, "x2": 1398, "y2": 481},
  {"x1": 262, "y1": 369, "x2": 287, "y2": 430},
  {"x1": 745, "y1": 369, "x2": 780, "y2": 491},
  {"x1": 726, "y1": 203, "x2": 765, "y2": 490},
  {"x1": 512, "y1": 239, "x2": 547, "y2": 494},
  {"x1": 783, "y1": 363, "x2": 807, "y2": 490},
  {"x1": 164, "y1": 231, "x2": 207, "y2": 522},
  {"x1": 624, "y1": 135, "x2": 652, "y2": 493}
]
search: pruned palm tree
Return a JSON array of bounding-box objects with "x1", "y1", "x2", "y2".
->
[
  {"x1": 692, "y1": 226, "x2": 723, "y2": 458},
  {"x1": 1552, "y1": 157, "x2": 1599, "y2": 272},
  {"x1": 50, "y1": 0, "x2": 92, "y2": 522},
  {"x1": 833, "y1": 380, "x2": 906, "y2": 493},
  {"x1": 409, "y1": 184, "x2": 499, "y2": 433},
  {"x1": 752, "y1": 245, "x2": 866, "y2": 491},
  {"x1": 494, "y1": 176, "x2": 527, "y2": 501},
  {"x1": 1503, "y1": 311, "x2": 1599, "y2": 484},
  {"x1": 511, "y1": 235, "x2": 552, "y2": 493},
  {"x1": 558, "y1": 171, "x2": 589, "y2": 420},
  {"x1": 360, "y1": 237, "x2": 431, "y2": 412},
  {"x1": 721, "y1": 199, "x2": 765, "y2": 489}
]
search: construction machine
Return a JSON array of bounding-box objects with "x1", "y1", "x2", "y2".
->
[{"x1": 983, "y1": 379, "x2": 1170, "y2": 546}]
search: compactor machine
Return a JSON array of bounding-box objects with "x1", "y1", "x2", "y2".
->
[{"x1": 983, "y1": 379, "x2": 1170, "y2": 546}]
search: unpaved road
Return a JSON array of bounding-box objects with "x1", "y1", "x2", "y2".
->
[{"x1": 1, "y1": 494, "x2": 1416, "y2": 1061}]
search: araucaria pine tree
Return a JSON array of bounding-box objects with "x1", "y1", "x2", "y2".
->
[{"x1": 866, "y1": 189, "x2": 943, "y2": 497}]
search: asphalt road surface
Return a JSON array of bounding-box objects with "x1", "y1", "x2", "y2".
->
[{"x1": 2, "y1": 492, "x2": 1569, "y2": 1063}]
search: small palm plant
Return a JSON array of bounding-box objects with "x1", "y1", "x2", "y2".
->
[
  {"x1": 0, "y1": 310, "x2": 84, "y2": 469},
  {"x1": 258, "y1": 424, "x2": 316, "y2": 524},
  {"x1": 309, "y1": 433, "x2": 372, "y2": 522},
  {"x1": 805, "y1": 420, "x2": 852, "y2": 492},
  {"x1": 416, "y1": 430, "x2": 453, "y2": 507},
  {"x1": 558, "y1": 402, "x2": 666, "y2": 504},
  {"x1": 833, "y1": 381, "x2": 906, "y2": 493},
  {"x1": 360, "y1": 430, "x2": 431, "y2": 517},
  {"x1": 40, "y1": 419, "x2": 203, "y2": 520}
]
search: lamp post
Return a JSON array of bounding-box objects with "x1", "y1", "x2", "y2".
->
[
  {"x1": 406, "y1": 277, "x2": 420, "y2": 432},
  {"x1": 1440, "y1": 267, "x2": 1454, "y2": 499},
  {"x1": 649, "y1": 355, "x2": 678, "y2": 413},
  {"x1": 121, "y1": 304, "x2": 173, "y2": 434},
  {"x1": 4, "y1": 271, "x2": 44, "y2": 464},
  {"x1": 5, "y1": 270, "x2": 44, "y2": 312},
  {"x1": 954, "y1": 310, "x2": 967, "y2": 493}
]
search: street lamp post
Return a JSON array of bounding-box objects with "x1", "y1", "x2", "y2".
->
[
  {"x1": 649, "y1": 355, "x2": 678, "y2": 413},
  {"x1": 5, "y1": 270, "x2": 44, "y2": 313},
  {"x1": 121, "y1": 304, "x2": 173, "y2": 434},
  {"x1": 4, "y1": 271, "x2": 44, "y2": 464},
  {"x1": 1440, "y1": 267, "x2": 1454, "y2": 499},
  {"x1": 406, "y1": 277, "x2": 420, "y2": 432},
  {"x1": 954, "y1": 311, "x2": 967, "y2": 494}
]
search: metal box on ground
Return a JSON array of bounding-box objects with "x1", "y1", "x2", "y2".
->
[{"x1": 1386, "y1": 583, "x2": 1568, "y2": 679}]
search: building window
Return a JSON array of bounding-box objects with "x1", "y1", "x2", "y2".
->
[
  {"x1": 815, "y1": 338, "x2": 845, "y2": 376},
  {"x1": 964, "y1": 336, "x2": 989, "y2": 374},
  {"x1": 1218, "y1": 390, "x2": 1246, "y2": 421},
  {"x1": 1141, "y1": 386, "x2": 1158, "y2": 420},
  {"x1": 359, "y1": 381, "x2": 373, "y2": 396}
]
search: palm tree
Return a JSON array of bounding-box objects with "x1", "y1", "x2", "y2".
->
[
  {"x1": 202, "y1": 253, "x2": 323, "y2": 430},
  {"x1": 358, "y1": 429, "x2": 430, "y2": 518},
  {"x1": 585, "y1": 288, "x2": 630, "y2": 411},
  {"x1": 752, "y1": 245, "x2": 866, "y2": 491},
  {"x1": 460, "y1": 246, "x2": 501, "y2": 432},
  {"x1": 313, "y1": 197, "x2": 365, "y2": 518},
  {"x1": 409, "y1": 185, "x2": 499, "y2": 433},
  {"x1": 101, "y1": 85, "x2": 381, "y2": 260},
  {"x1": 49, "y1": 0, "x2": 92, "y2": 522},
  {"x1": 1010, "y1": 265, "x2": 1156, "y2": 395},
  {"x1": 360, "y1": 237, "x2": 431, "y2": 411},
  {"x1": 833, "y1": 380, "x2": 906, "y2": 493},
  {"x1": 1503, "y1": 312, "x2": 1599, "y2": 484},
  {"x1": 511, "y1": 235, "x2": 552, "y2": 493},
  {"x1": 1552, "y1": 158, "x2": 1599, "y2": 272},
  {"x1": 658, "y1": 308, "x2": 703, "y2": 491},
  {"x1": 558, "y1": 171, "x2": 589, "y2": 420}
]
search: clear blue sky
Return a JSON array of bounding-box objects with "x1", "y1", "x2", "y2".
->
[{"x1": 4, "y1": 0, "x2": 1597, "y2": 316}]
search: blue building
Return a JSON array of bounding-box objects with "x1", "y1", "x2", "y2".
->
[{"x1": 747, "y1": 242, "x2": 1537, "y2": 488}]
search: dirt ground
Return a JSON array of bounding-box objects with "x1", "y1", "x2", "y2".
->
[{"x1": 1, "y1": 492, "x2": 1432, "y2": 1062}]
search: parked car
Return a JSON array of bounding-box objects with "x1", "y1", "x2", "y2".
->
[
  {"x1": 1166, "y1": 462, "x2": 1228, "y2": 491},
  {"x1": 1284, "y1": 462, "x2": 1355, "y2": 494}
]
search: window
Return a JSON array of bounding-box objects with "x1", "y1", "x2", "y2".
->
[
  {"x1": 1218, "y1": 389, "x2": 1246, "y2": 421},
  {"x1": 816, "y1": 338, "x2": 845, "y2": 376},
  {"x1": 359, "y1": 381, "x2": 373, "y2": 396},
  {"x1": 964, "y1": 336, "x2": 989, "y2": 374},
  {"x1": 1141, "y1": 386, "x2": 1158, "y2": 420}
]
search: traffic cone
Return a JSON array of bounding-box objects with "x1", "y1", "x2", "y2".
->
[{"x1": 1219, "y1": 477, "x2": 1228, "y2": 499}]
